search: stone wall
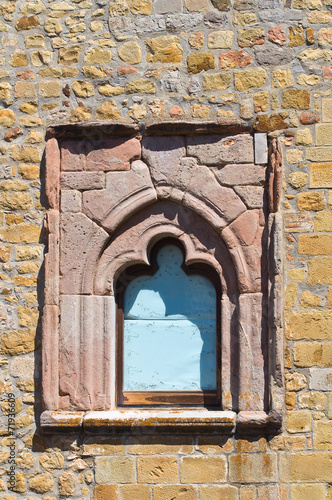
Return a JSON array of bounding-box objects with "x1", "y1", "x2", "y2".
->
[{"x1": 0, "y1": 0, "x2": 331, "y2": 497}]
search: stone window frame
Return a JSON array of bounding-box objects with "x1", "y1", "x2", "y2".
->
[{"x1": 40, "y1": 121, "x2": 283, "y2": 434}]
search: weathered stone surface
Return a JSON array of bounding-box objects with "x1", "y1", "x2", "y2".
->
[
  {"x1": 219, "y1": 50, "x2": 251, "y2": 69},
  {"x1": 254, "y1": 46, "x2": 294, "y2": 66},
  {"x1": 96, "y1": 101, "x2": 120, "y2": 119},
  {"x1": 42, "y1": 305, "x2": 59, "y2": 409},
  {"x1": 234, "y1": 186, "x2": 265, "y2": 208},
  {"x1": 125, "y1": 78, "x2": 156, "y2": 94},
  {"x1": 146, "y1": 36, "x2": 183, "y2": 63},
  {"x1": 60, "y1": 213, "x2": 108, "y2": 294},
  {"x1": 234, "y1": 68, "x2": 267, "y2": 90},
  {"x1": 238, "y1": 27, "x2": 265, "y2": 47},
  {"x1": 61, "y1": 172, "x2": 105, "y2": 190},
  {"x1": 207, "y1": 31, "x2": 234, "y2": 49},
  {"x1": 45, "y1": 138, "x2": 60, "y2": 209},
  {"x1": 118, "y1": 41, "x2": 142, "y2": 64},
  {"x1": 95, "y1": 457, "x2": 136, "y2": 483},
  {"x1": 309, "y1": 368, "x2": 332, "y2": 391},
  {"x1": 142, "y1": 135, "x2": 186, "y2": 185},
  {"x1": 59, "y1": 295, "x2": 113, "y2": 410},
  {"x1": 213, "y1": 164, "x2": 266, "y2": 186},
  {"x1": 254, "y1": 133, "x2": 268, "y2": 164},
  {"x1": 180, "y1": 456, "x2": 227, "y2": 483},
  {"x1": 203, "y1": 72, "x2": 231, "y2": 90},
  {"x1": 61, "y1": 137, "x2": 141, "y2": 172},
  {"x1": 82, "y1": 160, "x2": 157, "y2": 232},
  {"x1": 187, "y1": 52, "x2": 215, "y2": 73},
  {"x1": 282, "y1": 90, "x2": 310, "y2": 109},
  {"x1": 229, "y1": 454, "x2": 277, "y2": 482},
  {"x1": 254, "y1": 114, "x2": 288, "y2": 132},
  {"x1": 187, "y1": 134, "x2": 254, "y2": 164}
]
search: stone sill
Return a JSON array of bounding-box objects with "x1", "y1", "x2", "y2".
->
[{"x1": 40, "y1": 410, "x2": 282, "y2": 434}]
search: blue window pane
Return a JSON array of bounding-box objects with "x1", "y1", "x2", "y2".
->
[{"x1": 123, "y1": 244, "x2": 217, "y2": 391}]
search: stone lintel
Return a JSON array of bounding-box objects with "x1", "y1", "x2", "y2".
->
[
  {"x1": 143, "y1": 119, "x2": 249, "y2": 136},
  {"x1": 47, "y1": 120, "x2": 249, "y2": 140},
  {"x1": 47, "y1": 121, "x2": 140, "y2": 139}
]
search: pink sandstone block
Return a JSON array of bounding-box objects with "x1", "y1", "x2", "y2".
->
[
  {"x1": 238, "y1": 293, "x2": 267, "y2": 411},
  {"x1": 82, "y1": 160, "x2": 157, "y2": 232},
  {"x1": 59, "y1": 295, "x2": 113, "y2": 410},
  {"x1": 61, "y1": 137, "x2": 141, "y2": 172},
  {"x1": 60, "y1": 212, "x2": 108, "y2": 295},
  {"x1": 60, "y1": 172, "x2": 105, "y2": 190},
  {"x1": 187, "y1": 134, "x2": 254, "y2": 165},
  {"x1": 44, "y1": 209, "x2": 59, "y2": 306},
  {"x1": 60, "y1": 190, "x2": 82, "y2": 213},
  {"x1": 213, "y1": 164, "x2": 266, "y2": 186},
  {"x1": 234, "y1": 185, "x2": 265, "y2": 209},
  {"x1": 183, "y1": 165, "x2": 247, "y2": 228},
  {"x1": 42, "y1": 304, "x2": 59, "y2": 410},
  {"x1": 45, "y1": 137, "x2": 60, "y2": 209},
  {"x1": 142, "y1": 135, "x2": 186, "y2": 185}
]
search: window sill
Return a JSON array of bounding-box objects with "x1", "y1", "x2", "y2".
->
[{"x1": 40, "y1": 410, "x2": 282, "y2": 434}]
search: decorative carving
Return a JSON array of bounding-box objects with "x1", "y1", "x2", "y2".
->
[{"x1": 41, "y1": 122, "x2": 282, "y2": 430}]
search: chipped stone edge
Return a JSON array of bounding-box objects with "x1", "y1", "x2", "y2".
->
[
  {"x1": 46, "y1": 119, "x2": 249, "y2": 139},
  {"x1": 40, "y1": 410, "x2": 282, "y2": 433}
]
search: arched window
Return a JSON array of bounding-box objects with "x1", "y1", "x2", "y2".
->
[{"x1": 116, "y1": 239, "x2": 221, "y2": 407}]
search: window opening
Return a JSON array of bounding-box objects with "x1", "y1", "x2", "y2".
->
[{"x1": 116, "y1": 239, "x2": 221, "y2": 407}]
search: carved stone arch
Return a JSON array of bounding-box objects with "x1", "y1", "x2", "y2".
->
[{"x1": 93, "y1": 200, "x2": 238, "y2": 297}]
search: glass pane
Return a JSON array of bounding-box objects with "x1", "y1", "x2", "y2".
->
[{"x1": 123, "y1": 244, "x2": 217, "y2": 391}]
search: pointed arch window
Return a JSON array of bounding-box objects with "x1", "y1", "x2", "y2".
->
[{"x1": 116, "y1": 239, "x2": 221, "y2": 407}]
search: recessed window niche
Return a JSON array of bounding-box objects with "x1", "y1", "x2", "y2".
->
[{"x1": 41, "y1": 121, "x2": 283, "y2": 433}]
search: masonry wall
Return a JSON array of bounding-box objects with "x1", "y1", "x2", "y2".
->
[{"x1": 0, "y1": 0, "x2": 332, "y2": 498}]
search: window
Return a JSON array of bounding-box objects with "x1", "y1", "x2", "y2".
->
[
  {"x1": 41, "y1": 123, "x2": 283, "y2": 433},
  {"x1": 117, "y1": 239, "x2": 220, "y2": 407}
]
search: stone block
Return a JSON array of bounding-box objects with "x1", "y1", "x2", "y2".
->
[
  {"x1": 42, "y1": 305, "x2": 59, "y2": 410},
  {"x1": 290, "y1": 484, "x2": 326, "y2": 500},
  {"x1": 60, "y1": 190, "x2": 81, "y2": 213},
  {"x1": 286, "y1": 410, "x2": 311, "y2": 433},
  {"x1": 60, "y1": 172, "x2": 105, "y2": 191},
  {"x1": 254, "y1": 46, "x2": 294, "y2": 66},
  {"x1": 59, "y1": 295, "x2": 113, "y2": 410},
  {"x1": 294, "y1": 342, "x2": 332, "y2": 368},
  {"x1": 180, "y1": 456, "x2": 227, "y2": 483},
  {"x1": 137, "y1": 456, "x2": 178, "y2": 483},
  {"x1": 207, "y1": 30, "x2": 234, "y2": 49},
  {"x1": 45, "y1": 138, "x2": 60, "y2": 209},
  {"x1": 200, "y1": 485, "x2": 238, "y2": 500},
  {"x1": 95, "y1": 457, "x2": 136, "y2": 484},
  {"x1": 82, "y1": 160, "x2": 157, "y2": 233},
  {"x1": 93, "y1": 485, "x2": 118, "y2": 500},
  {"x1": 234, "y1": 68, "x2": 267, "y2": 91},
  {"x1": 286, "y1": 310, "x2": 332, "y2": 340},
  {"x1": 60, "y1": 213, "x2": 108, "y2": 294},
  {"x1": 314, "y1": 421, "x2": 332, "y2": 450},
  {"x1": 128, "y1": 435, "x2": 193, "y2": 455},
  {"x1": 298, "y1": 392, "x2": 326, "y2": 411},
  {"x1": 142, "y1": 135, "x2": 186, "y2": 185},
  {"x1": 282, "y1": 90, "x2": 310, "y2": 109},
  {"x1": 187, "y1": 134, "x2": 254, "y2": 164},
  {"x1": 61, "y1": 137, "x2": 141, "y2": 172},
  {"x1": 299, "y1": 234, "x2": 332, "y2": 255},
  {"x1": 154, "y1": 485, "x2": 197, "y2": 500},
  {"x1": 213, "y1": 164, "x2": 266, "y2": 186},
  {"x1": 120, "y1": 485, "x2": 152, "y2": 500},
  {"x1": 310, "y1": 163, "x2": 332, "y2": 188},
  {"x1": 309, "y1": 368, "x2": 332, "y2": 391},
  {"x1": 314, "y1": 211, "x2": 332, "y2": 231},
  {"x1": 254, "y1": 133, "x2": 268, "y2": 164},
  {"x1": 280, "y1": 452, "x2": 332, "y2": 482},
  {"x1": 234, "y1": 186, "x2": 264, "y2": 208},
  {"x1": 308, "y1": 256, "x2": 332, "y2": 285},
  {"x1": 297, "y1": 191, "x2": 326, "y2": 211},
  {"x1": 229, "y1": 454, "x2": 278, "y2": 483},
  {"x1": 307, "y1": 147, "x2": 332, "y2": 162},
  {"x1": 316, "y1": 123, "x2": 332, "y2": 146},
  {"x1": 322, "y1": 98, "x2": 332, "y2": 122}
]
